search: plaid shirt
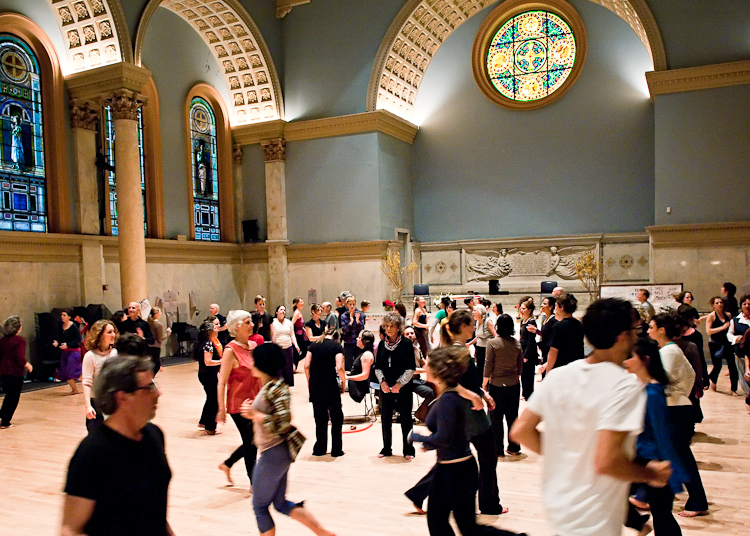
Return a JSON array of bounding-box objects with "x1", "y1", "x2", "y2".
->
[{"x1": 261, "y1": 378, "x2": 305, "y2": 461}]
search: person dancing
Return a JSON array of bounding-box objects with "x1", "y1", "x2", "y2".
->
[
  {"x1": 81, "y1": 320, "x2": 118, "y2": 432},
  {"x1": 217, "y1": 310, "x2": 262, "y2": 489},
  {"x1": 241, "y1": 343, "x2": 335, "y2": 536},
  {"x1": 411, "y1": 346, "x2": 525, "y2": 536},
  {"x1": 0, "y1": 316, "x2": 32, "y2": 429}
]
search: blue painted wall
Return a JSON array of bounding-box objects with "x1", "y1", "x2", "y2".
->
[
  {"x1": 412, "y1": 0, "x2": 655, "y2": 242},
  {"x1": 281, "y1": 0, "x2": 405, "y2": 121},
  {"x1": 142, "y1": 7, "x2": 229, "y2": 239},
  {"x1": 378, "y1": 133, "x2": 413, "y2": 240},
  {"x1": 654, "y1": 84, "x2": 750, "y2": 225},
  {"x1": 286, "y1": 134, "x2": 381, "y2": 243}
]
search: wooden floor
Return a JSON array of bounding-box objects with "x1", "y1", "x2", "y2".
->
[{"x1": 1, "y1": 363, "x2": 749, "y2": 536}]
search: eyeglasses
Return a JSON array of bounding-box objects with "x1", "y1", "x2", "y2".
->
[{"x1": 129, "y1": 380, "x2": 158, "y2": 393}]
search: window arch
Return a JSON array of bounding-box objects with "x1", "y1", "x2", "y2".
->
[
  {"x1": 184, "y1": 84, "x2": 234, "y2": 243},
  {"x1": 0, "y1": 15, "x2": 68, "y2": 233},
  {"x1": 0, "y1": 35, "x2": 46, "y2": 231}
]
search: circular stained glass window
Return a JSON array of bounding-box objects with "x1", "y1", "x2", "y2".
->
[
  {"x1": 472, "y1": 0, "x2": 586, "y2": 110},
  {"x1": 487, "y1": 11, "x2": 576, "y2": 101}
]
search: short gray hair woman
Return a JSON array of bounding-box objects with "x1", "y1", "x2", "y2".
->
[{"x1": 226, "y1": 309, "x2": 252, "y2": 337}]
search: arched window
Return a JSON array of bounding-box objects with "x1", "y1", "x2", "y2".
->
[
  {"x1": 189, "y1": 96, "x2": 220, "y2": 242},
  {"x1": 0, "y1": 34, "x2": 46, "y2": 232},
  {"x1": 100, "y1": 105, "x2": 147, "y2": 236}
]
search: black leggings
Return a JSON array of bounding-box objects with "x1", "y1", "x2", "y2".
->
[
  {"x1": 708, "y1": 341, "x2": 738, "y2": 391},
  {"x1": 312, "y1": 397, "x2": 344, "y2": 455},
  {"x1": 198, "y1": 373, "x2": 218, "y2": 432},
  {"x1": 0, "y1": 375, "x2": 23, "y2": 427},
  {"x1": 225, "y1": 413, "x2": 257, "y2": 485},
  {"x1": 427, "y1": 457, "x2": 517, "y2": 536},
  {"x1": 488, "y1": 383, "x2": 520, "y2": 454}
]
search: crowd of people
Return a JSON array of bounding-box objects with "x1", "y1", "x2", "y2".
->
[{"x1": 1, "y1": 283, "x2": 748, "y2": 535}]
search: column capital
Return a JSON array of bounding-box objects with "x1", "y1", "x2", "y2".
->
[
  {"x1": 69, "y1": 100, "x2": 100, "y2": 131},
  {"x1": 104, "y1": 90, "x2": 147, "y2": 121},
  {"x1": 261, "y1": 138, "x2": 286, "y2": 162},
  {"x1": 233, "y1": 143, "x2": 243, "y2": 166}
]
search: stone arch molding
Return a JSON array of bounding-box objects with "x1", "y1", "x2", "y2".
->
[
  {"x1": 135, "y1": 0, "x2": 283, "y2": 125},
  {"x1": 46, "y1": 0, "x2": 131, "y2": 73},
  {"x1": 367, "y1": 0, "x2": 666, "y2": 120}
]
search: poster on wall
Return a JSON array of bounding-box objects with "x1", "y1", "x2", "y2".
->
[{"x1": 600, "y1": 283, "x2": 683, "y2": 314}]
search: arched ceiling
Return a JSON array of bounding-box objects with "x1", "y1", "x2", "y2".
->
[
  {"x1": 367, "y1": 0, "x2": 665, "y2": 121},
  {"x1": 135, "y1": 0, "x2": 283, "y2": 125},
  {"x1": 47, "y1": 0, "x2": 129, "y2": 73}
]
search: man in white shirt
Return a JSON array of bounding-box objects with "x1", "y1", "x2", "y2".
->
[
  {"x1": 636, "y1": 289, "x2": 656, "y2": 323},
  {"x1": 511, "y1": 298, "x2": 671, "y2": 536}
]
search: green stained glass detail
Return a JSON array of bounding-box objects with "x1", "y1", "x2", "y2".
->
[{"x1": 486, "y1": 11, "x2": 576, "y2": 102}]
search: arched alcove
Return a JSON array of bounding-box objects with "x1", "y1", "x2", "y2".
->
[
  {"x1": 135, "y1": 0, "x2": 283, "y2": 125},
  {"x1": 367, "y1": 0, "x2": 665, "y2": 121}
]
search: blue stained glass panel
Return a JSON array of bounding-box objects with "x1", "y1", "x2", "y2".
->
[
  {"x1": 0, "y1": 34, "x2": 47, "y2": 231},
  {"x1": 190, "y1": 97, "x2": 220, "y2": 242}
]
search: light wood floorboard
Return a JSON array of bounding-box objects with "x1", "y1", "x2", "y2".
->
[{"x1": 1, "y1": 363, "x2": 748, "y2": 535}]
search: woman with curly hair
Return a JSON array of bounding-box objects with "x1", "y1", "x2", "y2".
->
[{"x1": 81, "y1": 319, "x2": 118, "y2": 432}]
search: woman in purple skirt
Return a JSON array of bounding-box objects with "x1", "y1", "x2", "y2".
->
[{"x1": 53, "y1": 309, "x2": 82, "y2": 394}]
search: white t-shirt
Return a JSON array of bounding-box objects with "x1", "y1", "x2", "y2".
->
[
  {"x1": 81, "y1": 348, "x2": 118, "y2": 388},
  {"x1": 526, "y1": 359, "x2": 646, "y2": 536},
  {"x1": 658, "y1": 342, "x2": 694, "y2": 407}
]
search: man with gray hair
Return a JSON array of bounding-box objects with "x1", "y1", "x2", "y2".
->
[
  {"x1": 61, "y1": 355, "x2": 174, "y2": 536},
  {"x1": 321, "y1": 302, "x2": 337, "y2": 330}
]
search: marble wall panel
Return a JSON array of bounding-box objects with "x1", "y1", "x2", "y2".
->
[
  {"x1": 288, "y1": 259, "x2": 388, "y2": 311},
  {"x1": 421, "y1": 250, "x2": 461, "y2": 285},
  {"x1": 602, "y1": 243, "x2": 649, "y2": 282},
  {"x1": 652, "y1": 245, "x2": 750, "y2": 309},
  {"x1": 0, "y1": 262, "x2": 82, "y2": 364}
]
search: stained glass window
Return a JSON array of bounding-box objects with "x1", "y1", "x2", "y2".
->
[
  {"x1": 486, "y1": 11, "x2": 576, "y2": 102},
  {"x1": 0, "y1": 34, "x2": 46, "y2": 232},
  {"x1": 190, "y1": 97, "x2": 220, "y2": 242},
  {"x1": 101, "y1": 105, "x2": 147, "y2": 236}
]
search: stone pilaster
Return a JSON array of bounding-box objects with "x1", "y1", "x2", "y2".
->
[
  {"x1": 70, "y1": 101, "x2": 100, "y2": 235},
  {"x1": 106, "y1": 90, "x2": 148, "y2": 306},
  {"x1": 80, "y1": 240, "x2": 105, "y2": 305},
  {"x1": 261, "y1": 138, "x2": 288, "y2": 305},
  {"x1": 233, "y1": 143, "x2": 244, "y2": 242}
]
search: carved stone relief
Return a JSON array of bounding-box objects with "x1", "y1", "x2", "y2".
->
[{"x1": 465, "y1": 245, "x2": 595, "y2": 282}]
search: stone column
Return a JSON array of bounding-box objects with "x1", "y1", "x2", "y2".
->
[
  {"x1": 261, "y1": 138, "x2": 289, "y2": 307},
  {"x1": 233, "y1": 143, "x2": 244, "y2": 243},
  {"x1": 80, "y1": 239, "x2": 105, "y2": 305},
  {"x1": 106, "y1": 90, "x2": 148, "y2": 306},
  {"x1": 70, "y1": 101, "x2": 100, "y2": 235}
]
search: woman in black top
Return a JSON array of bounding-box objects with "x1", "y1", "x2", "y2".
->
[
  {"x1": 53, "y1": 309, "x2": 83, "y2": 394},
  {"x1": 304, "y1": 303, "x2": 326, "y2": 344},
  {"x1": 304, "y1": 327, "x2": 346, "y2": 456},
  {"x1": 195, "y1": 320, "x2": 222, "y2": 434},
  {"x1": 347, "y1": 330, "x2": 375, "y2": 403},
  {"x1": 374, "y1": 312, "x2": 416, "y2": 459},
  {"x1": 411, "y1": 346, "x2": 520, "y2": 536},
  {"x1": 706, "y1": 296, "x2": 738, "y2": 393},
  {"x1": 518, "y1": 298, "x2": 537, "y2": 401}
]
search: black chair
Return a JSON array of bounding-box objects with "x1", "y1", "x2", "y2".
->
[
  {"x1": 414, "y1": 283, "x2": 430, "y2": 311},
  {"x1": 171, "y1": 322, "x2": 198, "y2": 357},
  {"x1": 541, "y1": 281, "x2": 558, "y2": 296}
]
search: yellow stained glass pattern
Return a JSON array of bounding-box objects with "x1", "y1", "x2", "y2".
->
[{"x1": 486, "y1": 11, "x2": 576, "y2": 102}]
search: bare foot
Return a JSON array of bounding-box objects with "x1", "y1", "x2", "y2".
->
[
  {"x1": 678, "y1": 510, "x2": 709, "y2": 518},
  {"x1": 745, "y1": 404, "x2": 750, "y2": 414},
  {"x1": 732, "y1": 391, "x2": 740, "y2": 397},
  {"x1": 412, "y1": 503, "x2": 426, "y2": 515},
  {"x1": 218, "y1": 463, "x2": 233, "y2": 486},
  {"x1": 709, "y1": 383, "x2": 717, "y2": 392},
  {"x1": 638, "y1": 522, "x2": 653, "y2": 536}
]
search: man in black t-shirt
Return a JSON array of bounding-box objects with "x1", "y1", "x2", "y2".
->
[
  {"x1": 209, "y1": 303, "x2": 229, "y2": 346},
  {"x1": 61, "y1": 355, "x2": 173, "y2": 536},
  {"x1": 544, "y1": 292, "x2": 584, "y2": 372},
  {"x1": 119, "y1": 301, "x2": 155, "y2": 346},
  {"x1": 252, "y1": 295, "x2": 273, "y2": 342}
]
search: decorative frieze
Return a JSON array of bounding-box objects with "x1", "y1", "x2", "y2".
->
[
  {"x1": 465, "y1": 245, "x2": 595, "y2": 282},
  {"x1": 233, "y1": 143, "x2": 243, "y2": 166}
]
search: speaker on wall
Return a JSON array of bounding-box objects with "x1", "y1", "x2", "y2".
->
[
  {"x1": 489, "y1": 280, "x2": 500, "y2": 295},
  {"x1": 541, "y1": 281, "x2": 558, "y2": 295},
  {"x1": 242, "y1": 219, "x2": 259, "y2": 242}
]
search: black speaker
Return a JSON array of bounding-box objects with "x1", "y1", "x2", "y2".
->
[
  {"x1": 86, "y1": 303, "x2": 112, "y2": 323},
  {"x1": 541, "y1": 281, "x2": 558, "y2": 295},
  {"x1": 242, "y1": 219, "x2": 260, "y2": 242},
  {"x1": 489, "y1": 280, "x2": 500, "y2": 295}
]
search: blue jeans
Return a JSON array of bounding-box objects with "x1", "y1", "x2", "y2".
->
[{"x1": 252, "y1": 442, "x2": 301, "y2": 533}]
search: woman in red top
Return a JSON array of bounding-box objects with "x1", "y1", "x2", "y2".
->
[
  {"x1": 0, "y1": 316, "x2": 32, "y2": 429},
  {"x1": 217, "y1": 310, "x2": 263, "y2": 489},
  {"x1": 291, "y1": 297, "x2": 309, "y2": 372}
]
